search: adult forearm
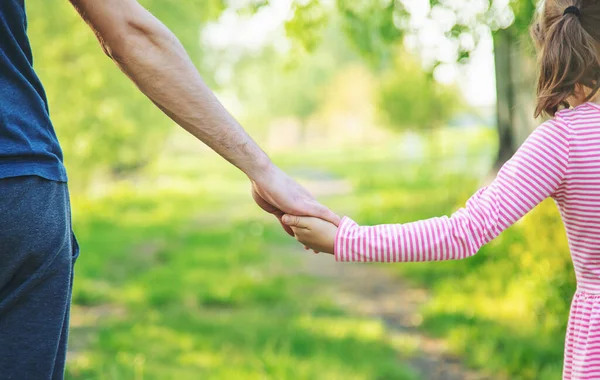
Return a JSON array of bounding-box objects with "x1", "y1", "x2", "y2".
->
[
  {"x1": 82, "y1": 2, "x2": 271, "y2": 179},
  {"x1": 114, "y1": 26, "x2": 271, "y2": 178}
]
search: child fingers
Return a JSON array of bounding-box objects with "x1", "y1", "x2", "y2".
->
[
  {"x1": 291, "y1": 226, "x2": 306, "y2": 240},
  {"x1": 278, "y1": 218, "x2": 295, "y2": 237},
  {"x1": 293, "y1": 229, "x2": 312, "y2": 247},
  {"x1": 282, "y1": 214, "x2": 309, "y2": 229}
]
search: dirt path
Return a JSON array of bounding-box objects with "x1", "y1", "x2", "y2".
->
[
  {"x1": 300, "y1": 254, "x2": 492, "y2": 380},
  {"x1": 299, "y1": 171, "x2": 494, "y2": 380},
  {"x1": 67, "y1": 169, "x2": 494, "y2": 379}
]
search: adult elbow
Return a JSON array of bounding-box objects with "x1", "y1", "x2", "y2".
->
[{"x1": 102, "y1": 15, "x2": 168, "y2": 64}]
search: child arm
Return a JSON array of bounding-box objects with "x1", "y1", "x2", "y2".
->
[
  {"x1": 331, "y1": 119, "x2": 570, "y2": 262},
  {"x1": 283, "y1": 215, "x2": 338, "y2": 254}
]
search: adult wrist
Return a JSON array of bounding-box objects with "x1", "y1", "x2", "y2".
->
[{"x1": 244, "y1": 152, "x2": 275, "y2": 183}]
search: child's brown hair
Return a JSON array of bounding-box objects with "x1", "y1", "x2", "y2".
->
[{"x1": 531, "y1": 0, "x2": 600, "y2": 117}]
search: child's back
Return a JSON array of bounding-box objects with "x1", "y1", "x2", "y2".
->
[
  {"x1": 556, "y1": 103, "x2": 600, "y2": 291},
  {"x1": 552, "y1": 103, "x2": 600, "y2": 379}
]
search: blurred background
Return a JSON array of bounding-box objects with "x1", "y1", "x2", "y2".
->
[{"x1": 27, "y1": 0, "x2": 573, "y2": 379}]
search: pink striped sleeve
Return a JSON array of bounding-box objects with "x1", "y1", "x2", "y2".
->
[{"x1": 334, "y1": 119, "x2": 571, "y2": 263}]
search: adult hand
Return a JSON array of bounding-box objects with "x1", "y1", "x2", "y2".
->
[{"x1": 250, "y1": 163, "x2": 341, "y2": 236}]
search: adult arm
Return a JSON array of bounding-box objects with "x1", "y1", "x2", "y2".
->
[{"x1": 68, "y1": 0, "x2": 340, "y2": 229}]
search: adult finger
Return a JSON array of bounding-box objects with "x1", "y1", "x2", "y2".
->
[{"x1": 303, "y1": 201, "x2": 341, "y2": 226}]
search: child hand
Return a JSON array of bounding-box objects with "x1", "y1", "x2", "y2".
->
[{"x1": 282, "y1": 214, "x2": 338, "y2": 255}]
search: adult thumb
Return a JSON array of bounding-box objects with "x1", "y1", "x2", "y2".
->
[{"x1": 306, "y1": 202, "x2": 341, "y2": 226}]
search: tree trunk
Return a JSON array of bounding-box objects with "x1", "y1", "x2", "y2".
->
[
  {"x1": 492, "y1": 26, "x2": 537, "y2": 171},
  {"x1": 493, "y1": 28, "x2": 516, "y2": 170}
]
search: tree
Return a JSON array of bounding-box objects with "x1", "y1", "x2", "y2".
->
[
  {"x1": 286, "y1": 0, "x2": 539, "y2": 168},
  {"x1": 491, "y1": 1, "x2": 538, "y2": 168},
  {"x1": 377, "y1": 51, "x2": 459, "y2": 132},
  {"x1": 213, "y1": 16, "x2": 359, "y2": 142}
]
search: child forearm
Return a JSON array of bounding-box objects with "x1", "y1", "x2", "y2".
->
[
  {"x1": 334, "y1": 210, "x2": 492, "y2": 262},
  {"x1": 335, "y1": 120, "x2": 570, "y2": 263}
]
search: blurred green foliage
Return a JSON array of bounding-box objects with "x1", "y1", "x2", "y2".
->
[
  {"x1": 220, "y1": 16, "x2": 462, "y2": 138},
  {"x1": 285, "y1": 0, "x2": 330, "y2": 53},
  {"x1": 287, "y1": 0, "x2": 538, "y2": 64},
  {"x1": 26, "y1": 0, "x2": 223, "y2": 186},
  {"x1": 222, "y1": 18, "x2": 361, "y2": 136},
  {"x1": 377, "y1": 52, "x2": 460, "y2": 131},
  {"x1": 334, "y1": 0, "x2": 404, "y2": 66}
]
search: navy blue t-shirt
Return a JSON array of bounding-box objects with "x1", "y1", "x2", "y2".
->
[{"x1": 0, "y1": 0, "x2": 67, "y2": 182}]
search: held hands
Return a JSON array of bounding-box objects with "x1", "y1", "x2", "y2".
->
[
  {"x1": 249, "y1": 162, "x2": 339, "y2": 254},
  {"x1": 250, "y1": 163, "x2": 340, "y2": 236},
  {"x1": 281, "y1": 215, "x2": 338, "y2": 255}
]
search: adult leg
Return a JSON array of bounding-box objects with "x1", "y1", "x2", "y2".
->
[{"x1": 0, "y1": 176, "x2": 77, "y2": 379}]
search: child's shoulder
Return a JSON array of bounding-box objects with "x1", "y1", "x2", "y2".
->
[
  {"x1": 539, "y1": 103, "x2": 600, "y2": 137},
  {"x1": 555, "y1": 102, "x2": 600, "y2": 123}
]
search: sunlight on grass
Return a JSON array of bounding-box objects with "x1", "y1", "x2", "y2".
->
[
  {"x1": 296, "y1": 315, "x2": 386, "y2": 342},
  {"x1": 66, "y1": 128, "x2": 568, "y2": 379},
  {"x1": 67, "y1": 152, "x2": 420, "y2": 379}
]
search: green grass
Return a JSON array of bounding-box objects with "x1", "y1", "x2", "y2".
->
[
  {"x1": 67, "y1": 127, "x2": 573, "y2": 379},
  {"x1": 66, "y1": 152, "x2": 417, "y2": 379}
]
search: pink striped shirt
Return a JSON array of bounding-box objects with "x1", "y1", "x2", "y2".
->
[{"x1": 334, "y1": 102, "x2": 600, "y2": 379}]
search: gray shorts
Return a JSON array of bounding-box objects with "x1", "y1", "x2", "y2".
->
[{"x1": 0, "y1": 176, "x2": 79, "y2": 379}]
